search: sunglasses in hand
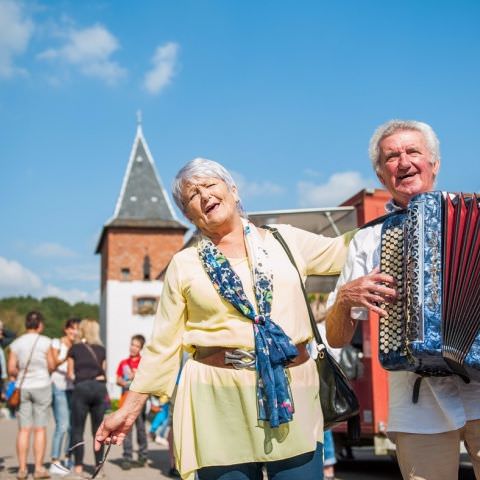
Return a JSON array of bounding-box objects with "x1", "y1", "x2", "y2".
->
[{"x1": 53, "y1": 441, "x2": 112, "y2": 478}]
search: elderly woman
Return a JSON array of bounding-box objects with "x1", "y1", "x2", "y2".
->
[{"x1": 96, "y1": 158, "x2": 352, "y2": 480}]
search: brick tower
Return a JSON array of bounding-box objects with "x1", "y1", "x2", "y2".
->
[{"x1": 96, "y1": 119, "x2": 187, "y2": 395}]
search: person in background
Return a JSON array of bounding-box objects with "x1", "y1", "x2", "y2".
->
[
  {"x1": 322, "y1": 431, "x2": 337, "y2": 480},
  {"x1": 96, "y1": 157, "x2": 352, "y2": 480},
  {"x1": 67, "y1": 319, "x2": 107, "y2": 478},
  {"x1": 0, "y1": 321, "x2": 8, "y2": 400},
  {"x1": 8, "y1": 311, "x2": 55, "y2": 480},
  {"x1": 1, "y1": 320, "x2": 17, "y2": 348},
  {"x1": 311, "y1": 296, "x2": 339, "y2": 480},
  {"x1": 149, "y1": 394, "x2": 170, "y2": 446},
  {"x1": 116, "y1": 334, "x2": 148, "y2": 470},
  {"x1": 49, "y1": 318, "x2": 79, "y2": 476}
]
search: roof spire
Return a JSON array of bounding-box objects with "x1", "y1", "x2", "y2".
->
[{"x1": 136, "y1": 109, "x2": 142, "y2": 132}]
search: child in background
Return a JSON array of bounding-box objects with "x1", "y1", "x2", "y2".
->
[
  {"x1": 149, "y1": 394, "x2": 170, "y2": 446},
  {"x1": 116, "y1": 335, "x2": 147, "y2": 470}
]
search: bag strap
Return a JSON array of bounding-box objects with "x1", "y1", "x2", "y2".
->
[
  {"x1": 263, "y1": 226, "x2": 326, "y2": 352},
  {"x1": 18, "y1": 334, "x2": 41, "y2": 389},
  {"x1": 264, "y1": 226, "x2": 362, "y2": 440},
  {"x1": 264, "y1": 225, "x2": 362, "y2": 442},
  {"x1": 82, "y1": 342, "x2": 105, "y2": 377}
]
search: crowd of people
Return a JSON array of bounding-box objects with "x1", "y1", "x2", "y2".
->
[{"x1": 1, "y1": 313, "x2": 178, "y2": 479}]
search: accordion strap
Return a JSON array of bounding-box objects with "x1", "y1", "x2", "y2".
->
[
  {"x1": 442, "y1": 358, "x2": 470, "y2": 384},
  {"x1": 412, "y1": 376, "x2": 422, "y2": 404},
  {"x1": 360, "y1": 209, "x2": 405, "y2": 230}
]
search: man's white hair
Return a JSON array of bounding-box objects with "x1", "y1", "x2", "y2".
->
[
  {"x1": 369, "y1": 119, "x2": 441, "y2": 173},
  {"x1": 172, "y1": 157, "x2": 246, "y2": 216}
]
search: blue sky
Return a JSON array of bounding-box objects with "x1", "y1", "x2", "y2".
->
[{"x1": 1, "y1": 0, "x2": 480, "y2": 304}]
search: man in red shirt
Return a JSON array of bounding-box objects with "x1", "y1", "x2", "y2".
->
[{"x1": 116, "y1": 334, "x2": 147, "y2": 470}]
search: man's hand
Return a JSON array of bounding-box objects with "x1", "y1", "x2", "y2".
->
[
  {"x1": 326, "y1": 267, "x2": 397, "y2": 348},
  {"x1": 95, "y1": 391, "x2": 148, "y2": 450},
  {"x1": 337, "y1": 267, "x2": 396, "y2": 317}
]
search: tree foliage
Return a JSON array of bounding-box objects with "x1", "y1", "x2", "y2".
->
[{"x1": 0, "y1": 296, "x2": 99, "y2": 339}]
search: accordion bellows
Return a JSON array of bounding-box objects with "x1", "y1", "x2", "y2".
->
[{"x1": 379, "y1": 191, "x2": 480, "y2": 382}]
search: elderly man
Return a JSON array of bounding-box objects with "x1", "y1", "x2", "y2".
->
[{"x1": 326, "y1": 120, "x2": 480, "y2": 480}]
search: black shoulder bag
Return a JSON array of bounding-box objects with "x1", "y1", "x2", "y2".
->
[{"x1": 265, "y1": 226, "x2": 361, "y2": 442}]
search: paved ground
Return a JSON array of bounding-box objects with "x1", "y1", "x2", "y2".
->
[
  {"x1": 0, "y1": 413, "x2": 174, "y2": 480},
  {"x1": 0, "y1": 411, "x2": 476, "y2": 480}
]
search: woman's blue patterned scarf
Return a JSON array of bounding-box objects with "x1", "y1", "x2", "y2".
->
[{"x1": 197, "y1": 220, "x2": 299, "y2": 428}]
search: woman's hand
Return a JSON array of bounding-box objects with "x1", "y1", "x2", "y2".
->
[
  {"x1": 94, "y1": 408, "x2": 134, "y2": 448},
  {"x1": 47, "y1": 347, "x2": 56, "y2": 373},
  {"x1": 66, "y1": 358, "x2": 75, "y2": 381},
  {"x1": 95, "y1": 391, "x2": 148, "y2": 450}
]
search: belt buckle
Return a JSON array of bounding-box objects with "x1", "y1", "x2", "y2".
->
[{"x1": 224, "y1": 349, "x2": 256, "y2": 369}]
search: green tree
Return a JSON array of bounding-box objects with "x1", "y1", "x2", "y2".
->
[{"x1": 0, "y1": 296, "x2": 99, "y2": 338}]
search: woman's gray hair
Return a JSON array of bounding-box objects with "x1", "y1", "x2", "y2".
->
[
  {"x1": 369, "y1": 120, "x2": 441, "y2": 173},
  {"x1": 172, "y1": 157, "x2": 246, "y2": 216}
]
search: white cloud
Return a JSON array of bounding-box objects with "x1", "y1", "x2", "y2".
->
[
  {"x1": 0, "y1": 256, "x2": 42, "y2": 293},
  {"x1": 42, "y1": 284, "x2": 99, "y2": 304},
  {"x1": 31, "y1": 242, "x2": 77, "y2": 258},
  {"x1": 298, "y1": 171, "x2": 377, "y2": 207},
  {"x1": 38, "y1": 24, "x2": 126, "y2": 84},
  {"x1": 0, "y1": 256, "x2": 97, "y2": 304},
  {"x1": 143, "y1": 42, "x2": 179, "y2": 95},
  {"x1": 231, "y1": 171, "x2": 285, "y2": 198},
  {"x1": 0, "y1": 0, "x2": 34, "y2": 78}
]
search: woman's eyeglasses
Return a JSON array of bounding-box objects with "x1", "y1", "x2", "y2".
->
[
  {"x1": 91, "y1": 442, "x2": 112, "y2": 479},
  {"x1": 53, "y1": 441, "x2": 112, "y2": 478}
]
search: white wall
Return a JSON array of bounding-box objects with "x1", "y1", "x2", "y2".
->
[{"x1": 103, "y1": 279, "x2": 163, "y2": 397}]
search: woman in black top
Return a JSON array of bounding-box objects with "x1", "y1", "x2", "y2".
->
[{"x1": 67, "y1": 319, "x2": 107, "y2": 476}]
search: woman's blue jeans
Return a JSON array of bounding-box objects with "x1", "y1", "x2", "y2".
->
[
  {"x1": 197, "y1": 442, "x2": 323, "y2": 480},
  {"x1": 51, "y1": 385, "x2": 72, "y2": 460}
]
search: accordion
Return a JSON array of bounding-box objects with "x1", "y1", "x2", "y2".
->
[{"x1": 379, "y1": 191, "x2": 480, "y2": 382}]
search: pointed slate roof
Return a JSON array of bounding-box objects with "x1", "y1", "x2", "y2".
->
[
  {"x1": 114, "y1": 124, "x2": 181, "y2": 223},
  {"x1": 95, "y1": 124, "x2": 187, "y2": 253}
]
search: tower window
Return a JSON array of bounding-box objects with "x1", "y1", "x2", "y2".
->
[
  {"x1": 143, "y1": 255, "x2": 151, "y2": 281},
  {"x1": 121, "y1": 268, "x2": 131, "y2": 281},
  {"x1": 134, "y1": 296, "x2": 159, "y2": 316}
]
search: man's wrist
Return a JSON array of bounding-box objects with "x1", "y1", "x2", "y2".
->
[{"x1": 336, "y1": 284, "x2": 352, "y2": 311}]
